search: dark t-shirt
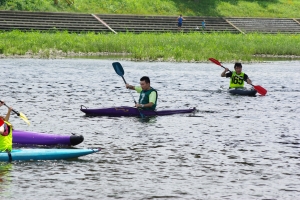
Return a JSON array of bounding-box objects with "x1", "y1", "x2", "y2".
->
[
  {"x1": 178, "y1": 17, "x2": 183, "y2": 23},
  {"x1": 226, "y1": 71, "x2": 248, "y2": 81}
]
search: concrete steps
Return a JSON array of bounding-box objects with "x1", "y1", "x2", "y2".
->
[
  {"x1": 0, "y1": 11, "x2": 239, "y2": 33},
  {"x1": 226, "y1": 18, "x2": 300, "y2": 34},
  {"x1": 0, "y1": 10, "x2": 108, "y2": 32},
  {"x1": 0, "y1": 11, "x2": 299, "y2": 34},
  {"x1": 96, "y1": 14, "x2": 239, "y2": 33}
]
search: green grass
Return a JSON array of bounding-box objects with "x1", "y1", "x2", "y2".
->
[
  {"x1": 1, "y1": 30, "x2": 299, "y2": 61},
  {"x1": 0, "y1": 0, "x2": 300, "y2": 18}
]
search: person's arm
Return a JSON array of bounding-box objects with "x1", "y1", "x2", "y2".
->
[
  {"x1": 221, "y1": 68, "x2": 230, "y2": 77},
  {"x1": 125, "y1": 83, "x2": 135, "y2": 90},
  {"x1": 4, "y1": 107, "x2": 12, "y2": 122},
  {"x1": 246, "y1": 78, "x2": 252, "y2": 85},
  {"x1": 244, "y1": 74, "x2": 252, "y2": 85}
]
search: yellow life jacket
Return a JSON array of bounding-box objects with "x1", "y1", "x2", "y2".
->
[
  {"x1": 0, "y1": 121, "x2": 13, "y2": 152},
  {"x1": 230, "y1": 71, "x2": 245, "y2": 88}
]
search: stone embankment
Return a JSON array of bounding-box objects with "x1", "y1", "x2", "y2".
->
[{"x1": 1, "y1": 10, "x2": 300, "y2": 34}]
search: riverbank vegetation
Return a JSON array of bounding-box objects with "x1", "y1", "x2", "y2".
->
[
  {"x1": 0, "y1": 0, "x2": 299, "y2": 18},
  {"x1": 1, "y1": 0, "x2": 299, "y2": 61},
  {"x1": 1, "y1": 30, "x2": 299, "y2": 62}
]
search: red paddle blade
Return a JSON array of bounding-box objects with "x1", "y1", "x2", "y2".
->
[
  {"x1": 209, "y1": 58, "x2": 222, "y2": 66},
  {"x1": 254, "y1": 85, "x2": 267, "y2": 96}
]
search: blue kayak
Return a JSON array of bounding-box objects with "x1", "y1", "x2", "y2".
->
[{"x1": 0, "y1": 148, "x2": 100, "y2": 162}]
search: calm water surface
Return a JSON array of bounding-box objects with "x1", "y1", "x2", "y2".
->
[{"x1": 0, "y1": 59, "x2": 299, "y2": 199}]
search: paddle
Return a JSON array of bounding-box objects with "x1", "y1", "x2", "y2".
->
[
  {"x1": 209, "y1": 58, "x2": 267, "y2": 96},
  {"x1": 0, "y1": 101, "x2": 30, "y2": 125},
  {"x1": 112, "y1": 62, "x2": 145, "y2": 118}
]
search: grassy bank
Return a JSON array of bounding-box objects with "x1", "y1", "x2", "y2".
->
[
  {"x1": 1, "y1": 0, "x2": 299, "y2": 62},
  {"x1": 1, "y1": 30, "x2": 300, "y2": 62},
  {"x1": 0, "y1": 0, "x2": 299, "y2": 18}
]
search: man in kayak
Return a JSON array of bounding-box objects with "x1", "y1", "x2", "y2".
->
[
  {"x1": 221, "y1": 62, "x2": 253, "y2": 88},
  {"x1": 125, "y1": 76, "x2": 158, "y2": 110},
  {"x1": 0, "y1": 101, "x2": 13, "y2": 154}
]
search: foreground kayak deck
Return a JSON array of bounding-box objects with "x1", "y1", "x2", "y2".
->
[
  {"x1": 13, "y1": 130, "x2": 84, "y2": 146},
  {"x1": 228, "y1": 88, "x2": 257, "y2": 96},
  {"x1": 0, "y1": 148, "x2": 100, "y2": 162},
  {"x1": 81, "y1": 106, "x2": 196, "y2": 117}
]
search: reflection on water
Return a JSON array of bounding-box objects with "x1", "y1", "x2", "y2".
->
[
  {"x1": 0, "y1": 163, "x2": 12, "y2": 198},
  {"x1": 0, "y1": 59, "x2": 299, "y2": 199}
]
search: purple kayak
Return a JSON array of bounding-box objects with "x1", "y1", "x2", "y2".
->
[
  {"x1": 13, "y1": 130, "x2": 84, "y2": 146},
  {"x1": 80, "y1": 106, "x2": 196, "y2": 117}
]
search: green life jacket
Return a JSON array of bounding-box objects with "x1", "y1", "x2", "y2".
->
[
  {"x1": 138, "y1": 87, "x2": 157, "y2": 110},
  {"x1": 0, "y1": 121, "x2": 13, "y2": 152},
  {"x1": 230, "y1": 71, "x2": 245, "y2": 88}
]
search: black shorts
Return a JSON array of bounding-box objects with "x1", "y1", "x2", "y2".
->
[{"x1": 178, "y1": 23, "x2": 182, "y2": 27}]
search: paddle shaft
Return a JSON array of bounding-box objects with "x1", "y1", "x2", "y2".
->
[
  {"x1": 112, "y1": 62, "x2": 145, "y2": 118},
  {"x1": 121, "y1": 76, "x2": 145, "y2": 118},
  {"x1": 0, "y1": 101, "x2": 20, "y2": 116},
  {"x1": 121, "y1": 76, "x2": 144, "y2": 118},
  {"x1": 121, "y1": 76, "x2": 138, "y2": 104},
  {"x1": 0, "y1": 101, "x2": 30, "y2": 125}
]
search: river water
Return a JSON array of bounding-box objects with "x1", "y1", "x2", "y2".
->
[{"x1": 0, "y1": 59, "x2": 299, "y2": 199}]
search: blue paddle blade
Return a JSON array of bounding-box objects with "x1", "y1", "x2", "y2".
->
[{"x1": 112, "y1": 62, "x2": 125, "y2": 76}]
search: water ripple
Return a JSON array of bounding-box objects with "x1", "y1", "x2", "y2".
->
[{"x1": 0, "y1": 59, "x2": 299, "y2": 199}]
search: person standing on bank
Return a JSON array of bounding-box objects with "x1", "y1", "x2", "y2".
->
[
  {"x1": 125, "y1": 76, "x2": 158, "y2": 111},
  {"x1": 177, "y1": 14, "x2": 186, "y2": 31},
  {"x1": 0, "y1": 101, "x2": 13, "y2": 153},
  {"x1": 221, "y1": 62, "x2": 253, "y2": 88},
  {"x1": 202, "y1": 20, "x2": 206, "y2": 30}
]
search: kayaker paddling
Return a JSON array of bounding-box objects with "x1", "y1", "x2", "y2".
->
[
  {"x1": 0, "y1": 101, "x2": 13, "y2": 156},
  {"x1": 221, "y1": 62, "x2": 253, "y2": 89},
  {"x1": 125, "y1": 76, "x2": 158, "y2": 111},
  {"x1": 210, "y1": 58, "x2": 267, "y2": 95}
]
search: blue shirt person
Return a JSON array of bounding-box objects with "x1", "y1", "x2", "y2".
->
[
  {"x1": 177, "y1": 14, "x2": 186, "y2": 31},
  {"x1": 202, "y1": 20, "x2": 206, "y2": 30}
]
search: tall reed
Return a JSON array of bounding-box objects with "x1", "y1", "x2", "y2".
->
[{"x1": 1, "y1": 31, "x2": 299, "y2": 61}]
